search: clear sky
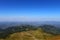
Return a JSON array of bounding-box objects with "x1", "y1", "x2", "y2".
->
[{"x1": 0, "y1": 0, "x2": 60, "y2": 22}]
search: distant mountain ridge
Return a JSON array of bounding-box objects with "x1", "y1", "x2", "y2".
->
[{"x1": 0, "y1": 21, "x2": 60, "y2": 29}]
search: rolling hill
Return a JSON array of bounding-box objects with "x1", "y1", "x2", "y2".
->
[
  {"x1": 0, "y1": 25, "x2": 60, "y2": 40},
  {"x1": 0, "y1": 29, "x2": 54, "y2": 40}
]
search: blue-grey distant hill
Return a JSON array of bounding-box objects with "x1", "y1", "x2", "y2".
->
[{"x1": 0, "y1": 21, "x2": 60, "y2": 29}]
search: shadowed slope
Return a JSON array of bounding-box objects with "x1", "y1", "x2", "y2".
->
[{"x1": 49, "y1": 35, "x2": 60, "y2": 40}]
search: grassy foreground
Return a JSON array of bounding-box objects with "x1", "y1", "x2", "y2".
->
[{"x1": 0, "y1": 28, "x2": 56, "y2": 40}]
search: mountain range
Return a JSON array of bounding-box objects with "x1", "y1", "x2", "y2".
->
[{"x1": 0, "y1": 21, "x2": 60, "y2": 29}]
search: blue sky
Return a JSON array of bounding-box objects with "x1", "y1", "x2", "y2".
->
[{"x1": 0, "y1": 0, "x2": 60, "y2": 22}]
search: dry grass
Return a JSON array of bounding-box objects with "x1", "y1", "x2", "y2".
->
[
  {"x1": 0, "y1": 29, "x2": 60, "y2": 40},
  {"x1": 48, "y1": 35, "x2": 60, "y2": 40}
]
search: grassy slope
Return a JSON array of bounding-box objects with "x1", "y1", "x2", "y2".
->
[
  {"x1": 0, "y1": 28, "x2": 58, "y2": 40},
  {"x1": 48, "y1": 35, "x2": 60, "y2": 40},
  {"x1": 0, "y1": 29, "x2": 60, "y2": 40}
]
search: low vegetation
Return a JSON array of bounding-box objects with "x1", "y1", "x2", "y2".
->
[{"x1": 0, "y1": 25, "x2": 60, "y2": 40}]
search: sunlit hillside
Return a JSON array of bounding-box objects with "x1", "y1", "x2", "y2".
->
[
  {"x1": 0, "y1": 25, "x2": 60, "y2": 40},
  {"x1": 0, "y1": 29, "x2": 54, "y2": 40}
]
